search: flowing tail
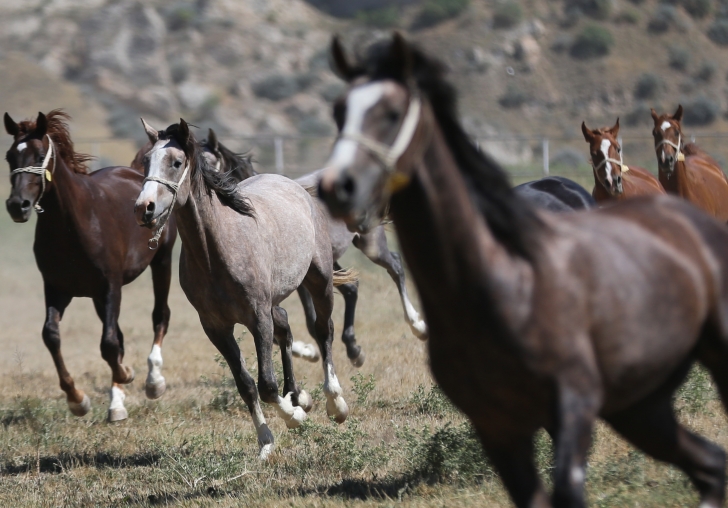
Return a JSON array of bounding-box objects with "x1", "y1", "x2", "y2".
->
[{"x1": 333, "y1": 267, "x2": 359, "y2": 286}]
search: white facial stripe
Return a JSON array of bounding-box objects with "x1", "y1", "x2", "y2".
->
[
  {"x1": 600, "y1": 139, "x2": 613, "y2": 184},
  {"x1": 16, "y1": 142, "x2": 26, "y2": 152},
  {"x1": 661, "y1": 121, "x2": 671, "y2": 132},
  {"x1": 327, "y1": 82, "x2": 388, "y2": 168}
]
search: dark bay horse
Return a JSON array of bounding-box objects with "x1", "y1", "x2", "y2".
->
[
  {"x1": 4, "y1": 110, "x2": 177, "y2": 421},
  {"x1": 133, "y1": 119, "x2": 349, "y2": 459},
  {"x1": 581, "y1": 119, "x2": 665, "y2": 202},
  {"x1": 319, "y1": 35, "x2": 728, "y2": 508},
  {"x1": 514, "y1": 176, "x2": 595, "y2": 212},
  {"x1": 651, "y1": 105, "x2": 728, "y2": 221}
]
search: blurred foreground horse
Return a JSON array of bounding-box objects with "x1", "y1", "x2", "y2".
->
[
  {"x1": 3, "y1": 110, "x2": 177, "y2": 421},
  {"x1": 318, "y1": 34, "x2": 728, "y2": 508},
  {"x1": 133, "y1": 119, "x2": 350, "y2": 459}
]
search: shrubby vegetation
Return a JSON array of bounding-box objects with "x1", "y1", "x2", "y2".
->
[
  {"x1": 634, "y1": 73, "x2": 663, "y2": 100},
  {"x1": 570, "y1": 24, "x2": 614, "y2": 58},
  {"x1": 668, "y1": 45, "x2": 690, "y2": 71},
  {"x1": 682, "y1": 96, "x2": 720, "y2": 125},
  {"x1": 708, "y1": 19, "x2": 728, "y2": 45},
  {"x1": 493, "y1": 1, "x2": 523, "y2": 28},
  {"x1": 498, "y1": 85, "x2": 530, "y2": 108},
  {"x1": 648, "y1": 4, "x2": 679, "y2": 32},
  {"x1": 356, "y1": 6, "x2": 400, "y2": 27},
  {"x1": 563, "y1": 0, "x2": 614, "y2": 20},
  {"x1": 414, "y1": 0, "x2": 470, "y2": 29}
]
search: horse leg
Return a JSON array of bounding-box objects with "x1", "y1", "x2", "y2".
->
[
  {"x1": 93, "y1": 287, "x2": 134, "y2": 422},
  {"x1": 145, "y1": 244, "x2": 173, "y2": 400},
  {"x1": 250, "y1": 309, "x2": 307, "y2": 429},
  {"x1": 303, "y1": 264, "x2": 349, "y2": 423},
  {"x1": 353, "y1": 227, "x2": 427, "y2": 340},
  {"x1": 476, "y1": 426, "x2": 550, "y2": 508},
  {"x1": 42, "y1": 287, "x2": 90, "y2": 416},
  {"x1": 201, "y1": 321, "x2": 274, "y2": 460},
  {"x1": 334, "y1": 261, "x2": 364, "y2": 367},
  {"x1": 289, "y1": 286, "x2": 320, "y2": 363},
  {"x1": 272, "y1": 306, "x2": 312, "y2": 413},
  {"x1": 605, "y1": 370, "x2": 725, "y2": 508},
  {"x1": 551, "y1": 382, "x2": 599, "y2": 508}
]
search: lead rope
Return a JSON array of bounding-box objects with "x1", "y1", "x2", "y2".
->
[
  {"x1": 11, "y1": 135, "x2": 55, "y2": 213},
  {"x1": 144, "y1": 161, "x2": 189, "y2": 250}
]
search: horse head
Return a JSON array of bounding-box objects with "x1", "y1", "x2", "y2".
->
[
  {"x1": 651, "y1": 105, "x2": 684, "y2": 177},
  {"x1": 582, "y1": 119, "x2": 625, "y2": 197}
]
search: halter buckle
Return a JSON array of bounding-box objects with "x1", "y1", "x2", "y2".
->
[{"x1": 148, "y1": 237, "x2": 160, "y2": 250}]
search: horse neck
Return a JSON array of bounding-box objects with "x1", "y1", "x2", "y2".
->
[
  {"x1": 659, "y1": 162, "x2": 685, "y2": 195},
  {"x1": 36, "y1": 155, "x2": 86, "y2": 229},
  {"x1": 173, "y1": 178, "x2": 217, "y2": 271},
  {"x1": 389, "y1": 123, "x2": 534, "y2": 321}
]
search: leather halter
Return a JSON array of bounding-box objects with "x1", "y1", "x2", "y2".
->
[
  {"x1": 11, "y1": 135, "x2": 55, "y2": 213},
  {"x1": 337, "y1": 95, "x2": 422, "y2": 194},
  {"x1": 144, "y1": 158, "x2": 189, "y2": 250}
]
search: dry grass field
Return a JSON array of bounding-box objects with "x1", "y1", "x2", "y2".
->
[{"x1": 1, "y1": 175, "x2": 728, "y2": 508}]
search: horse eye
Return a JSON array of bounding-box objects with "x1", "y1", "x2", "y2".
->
[
  {"x1": 388, "y1": 110, "x2": 400, "y2": 123},
  {"x1": 174, "y1": 161, "x2": 182, "y2": 169}
]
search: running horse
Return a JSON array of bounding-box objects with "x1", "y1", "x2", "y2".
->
[
  {"x1": 319, "y1": 34, "x2": 728, "y2": 508},
  {"x1": 651, "y1": 105, "x2": 728, "y2": 221},
  {"x1": 3, "y1": 110, "x2": 177, "y2": 421},
  {"x1": 133, "y1": 119, "x2": 350, "y2": 459},
  {"x1": 581, "y1": 119, "x2": 665, "y2": 202}
]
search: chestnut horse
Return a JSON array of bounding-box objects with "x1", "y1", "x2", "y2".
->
[
  {"x1": 319, "y1": 34, "x2": 728, "y2": 508},
  {"x1": 582, "y1": 119, "x2": 665, "y2": 202},
  {"x1": 4, "y1": 110, "x2": 177, "y2": 421},
  {"x1": 651, "y1": 105, "x2": 728, "y2": 221}
]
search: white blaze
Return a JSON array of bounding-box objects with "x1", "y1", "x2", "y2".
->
[
  {"x1": 661, "y1": 121, "x2": 671, "y2": 131},
  {"x1": 600, "y1": 139, "x2": 613, "y2": 185}
]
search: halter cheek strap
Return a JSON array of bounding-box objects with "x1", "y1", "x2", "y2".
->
[
  {"x1": 11, "y1": 135, "x2": 55, "y2": 213},
  {"x1": 143, "y1": 160, "x2": 189, "y2": 250},
  {"x1": 655, "y1": 134, "x2": 685, "y2": 164},
  {"x1": 338, "y1": 96, "x2": 422, "y2": 194}
]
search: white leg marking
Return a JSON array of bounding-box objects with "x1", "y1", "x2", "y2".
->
[
  {"x1": 68, "y1": 394, "x2": 91, "y2": 416},
  {"x1": 600, "y1": 139, "x2": 613, "y2": 186},
  {"x1": 291, "y1": 340, "x2": 320, "y2": 362},
  {"x1": 108, "y1": 385, "x2": 128, "y2": 422},
  {"x1": 324, "y1": 364, "x2": 348, "y2": 423},
  {"x1": 17, "y1": 142, "x2": 26, "y2": 152},
  {"x1": 400, "y1": 286, "x2": 427, "y2": 340},
  {"x1": 251, "y1": 399, "x2": 274, "y2": 460},
  {"x1": 273, "y1": 392, "x2": 307, "y2": 429},
  {"x1": 661, "y1": 121, "x2": 671, "y2": 131},
  {"x1": 326, "y1": 82, "x2": 388, "y2": 168},
  {"x1": 297, "y1": 389, "x2": 313, "y2": 412},
  {"x1": 571, "y1": 466, "x2": 585, "y2": 486},
  {"x1": 145, "y1": 344, "x2": 166, "y2": 399}
]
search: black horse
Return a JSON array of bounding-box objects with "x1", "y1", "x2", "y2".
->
[{"x1": 515, "y1": 176, "x2": 595, "y2": 212}]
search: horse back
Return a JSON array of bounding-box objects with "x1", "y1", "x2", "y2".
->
[
  {"x1": 515, "y1": 176, "x2": 595, "y2": 212},
  {"x1": 623, "y1": 166, "x2": 665, "y2": 197}
]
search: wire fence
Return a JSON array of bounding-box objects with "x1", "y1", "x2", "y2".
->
[{"x1": 73, "y1": 131, "x2": 728, "y2": 188}]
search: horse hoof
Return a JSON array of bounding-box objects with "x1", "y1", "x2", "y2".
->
[
  {"x1": 297, "y1": 389, "x2": 313, "y2": 413},
  {"x1": 119, "y1": 366, "x2": 135, "y2": 384},
  {"x1": 302, "y1": 344, "x2": 320, "y2": 363},
  {"x1": 285, "y1": 406, "x2": 307, "y2": 429},
  {"x1": 68, "y1": 394, "x2": 91, "y2": 417},
  {"x1": 411, "y1": 321, "x2": 428, "y2": 341},
  {"x1": 145, "y1": 378, "x2": 166, "y2": 400},
  {"x1": 326, "y1": 396, "x2": 349, "y2": 424},
  {"x1": 108, "y1": 407, "x2": 128, "y2": 422},
  {"x1": 257, "y1": 424, "x2": 274, "y2": 460},
  {"x1": 258, "y1": 443, "x2": 274, "y2": 461},
  {"x1": 349, "y1": 350, "x2": 365, "y2": 368}
]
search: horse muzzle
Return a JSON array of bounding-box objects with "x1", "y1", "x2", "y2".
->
[
  {"x1": 5, "y1": 196, "x2": 32, "y2": 223},
  {"x1": 133, "y1": 198, "x2": 160, "y2": 228}
]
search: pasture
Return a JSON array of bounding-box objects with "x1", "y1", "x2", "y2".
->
[{"x1": 0, "y1": 174, "x2": 725, "y2": 507}]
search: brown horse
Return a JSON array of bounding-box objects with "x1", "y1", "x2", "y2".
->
[
  {"x1": 319, "y1": 34, "x2": 728, "y2": 508},
  {"x1": 581, "y1": 119, "x2": 665, "y2": 202},
  {"x1": 4, "y1": 110, "x2": 177, "y2": 422},
  {"x1": 651, "y1": 105, "x2": 728, "y2": 221}
]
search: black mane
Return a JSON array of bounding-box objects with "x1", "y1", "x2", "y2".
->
[
  {"x1": 159, "y1": 123, "x2": 255, "y2": 218},
  {"x1": 355, "y1": 40, "x2": 543, "y2": 259},
  {"x1": 202, "y1": 136, "x2": 258, "y2": 182}
]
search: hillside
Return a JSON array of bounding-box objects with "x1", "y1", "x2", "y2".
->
[{"x1": 1, "y1": 0, "x2": 728, "y2": 170}]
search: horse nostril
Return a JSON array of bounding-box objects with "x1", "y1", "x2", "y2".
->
[
  {"x1": 146, "y1": 202, "x2": 155, "y2": 213},
  {"x1": 21, "y1": 200, "x2": 31, "y2": 210},
  {"x1": 334, "y1": 174, "x2": 356, "y2": 204}
]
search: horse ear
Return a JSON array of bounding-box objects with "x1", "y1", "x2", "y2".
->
[
  {"x1": 673, "y1": 104, "x2": 683, "y2": 123},
  {"x1": 140, "y1": 118, "x2": 159, "y2": 144},
  {"x1": 207, "y1": 128, "x2": 219, "y2": 152},
  {"x1": 390, "y1": 31, "x2": 414, "y2": 80},
  {"x1": 4, "y1": 113, "x2": 19, "y2": 137},
  {"x1": 650, "y1": 108, "x2": 659, "y2": 124},
  {"x1": 581, "y1": 121, "x2": 594, "y2": 143},
  {"x1": 178, "y1": 118, "x2": 190, "y2": 147},
  {"x1": 34, "y1": 112, "x2": 48, "y2": 138},
  {"x1": 330, "y1": 35, "x2": 356, "y2": 82},
  {"x1": 608, "y1": 118, "x2": 620, "y2": 137}
]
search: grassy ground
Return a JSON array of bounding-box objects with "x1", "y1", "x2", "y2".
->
[{"x1": 1, "y1": 177, "x2": 727, "y2": 507}]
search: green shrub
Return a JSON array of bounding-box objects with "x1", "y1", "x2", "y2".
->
[
  {"x1": 570, "y1": 24, "x2": 615, "y2": 59},
  {"x1": 634, "y1": 73, "x2": 663, "y2": 100},
  {"x1": 493, "y1": 1, "x2": 523, "y2": 29},
  {"x1": 648, "y1": 5, "x2": 678, "y2": 32},
  {"x1": 708, "y1": 20, "x2": 728, "y2": 46},
  {"x1": 682, "y1": 96, "x2": 720, "y2": 126},
  {"x1": 696, "y1": 61, "x2": 717, "y2": 82},
  {"x1": 564, "y1": 0, "x2": 614, "y2": 20},
  {"x1": 684, "y1": 0, "x2": 712, "y2": 19},
  {"x1": 498, "y1": 85, "x2": 530, "y2": 108},
  {"x1": 356, "y1": 6, "x2": 400, "y2": 27},
  {"x1": 668, "y1": 45, "x2": 690, "y2": 71},
  {"x1": 625, "y1": 102, "x2": 654, "y2": 127},
  {"x1": 614, "y1": 8, "x2": 640, "y2": 24},
  {"x1": 414, "y1": 0, "x2": 470, "y2": 29}
]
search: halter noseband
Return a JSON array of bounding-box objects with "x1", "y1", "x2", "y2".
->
[
  {"x1": 592, "y1": 142, "x2": 629, "y2": 178},
  {"x1": 338, "y1": 95, "x2": 422, "y2": 193},
  {"x1": 143, "y1": 158, "x2": 189, "y2": 250},
  {"x1": 655, "y1": 132, "x2": 685, "y2": 166},
  {"x1": 11, "y1": 134, "x2": 55, "y2": 213}
]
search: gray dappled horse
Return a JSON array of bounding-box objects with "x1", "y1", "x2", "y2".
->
[{"x1": 133, "y1": 119, "x2": 349, "y2": 459}]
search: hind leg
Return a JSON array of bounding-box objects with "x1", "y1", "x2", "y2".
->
[
  {"x1": 302, "y1": 262, "x2": 349, "y2": 423},
  {"x1": 334, "y1": 261, "x2": 364, "y2": 367},
  {"x1": 289, "y1": 286, "x2": 320, "y2": 363},
  {"x1": 145, "y1": 244, "x2": 173, "y2": 400},
  {"x1": 354, "y1": 227, "x2": 427, "y2": 340},
  {"x1": 201, "y1": 321, "x2": 274, "y2": 460},
  {"x1": 605, "y1": 369, "x2": 725, "y2": 508},
  {"x1": 272, "y1": 306, "x2": 312, "y2": 413}
]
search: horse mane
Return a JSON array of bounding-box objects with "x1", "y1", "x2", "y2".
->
[
  {"x1": 356, "y1": 41, "x2": 543, "y2": 260},
  {"x1": 158, "y1": 123, "x2": 255, "y2": 218},
  {"x1": 17, "y1": 109, "x2": 92, "y2": 174}
]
